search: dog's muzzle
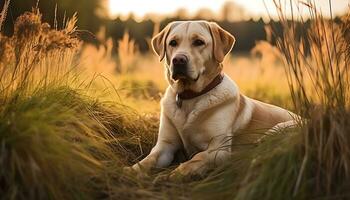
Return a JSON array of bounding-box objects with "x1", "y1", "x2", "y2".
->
[{"x1": 171, "y1": 54, "x2": 189, "y2": 80}]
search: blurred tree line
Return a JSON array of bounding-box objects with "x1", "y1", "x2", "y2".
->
[
  {"x1": 1, "y1": 0, "x2": 288, "y2": 53},
  {"x1": 106, "y1": 17, "x2": 267, "y2": 52}
]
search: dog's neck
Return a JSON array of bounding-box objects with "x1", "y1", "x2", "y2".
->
[{"x1": 175, "y1": 73, "x2": 224, "y2": 108}]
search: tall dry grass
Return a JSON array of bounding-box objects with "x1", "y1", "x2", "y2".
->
[
  {"x1": 117, "y1": 31, "x2": 139, "y2": 74},
  {"x1": 80, "y1": 27, "x2": 117, "y2": 76},
  {"x1": 0, "y1": 8, "x2": 79, "y2": 99},
  {"x1": 271, "y1": 1, "x2": 350, "y2": 196},
  {"x1": 0, "y1": 5, "x2": 159, "y2": 200}
]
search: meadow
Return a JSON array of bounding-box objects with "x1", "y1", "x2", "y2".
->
[{"x1": 0, "y1": 1, "x2": 350, "y2": 199}]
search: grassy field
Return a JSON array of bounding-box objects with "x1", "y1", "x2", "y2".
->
[{"x1": 1, "y1": 2, "x2": 350, "y2": 200}]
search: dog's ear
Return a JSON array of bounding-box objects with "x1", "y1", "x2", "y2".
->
[
  {"x1": 151, "y1": 23, "x2": 173, "y2": 61},
  {"x1": 208, "y1": 22, "x2": 235, "y2": 63}
]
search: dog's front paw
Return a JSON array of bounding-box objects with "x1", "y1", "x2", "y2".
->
[
  {"x1": 123, "y1": 163, "x2": 149, "y2": 178},
  {"x1": 168, "y1": 162, "x2": 205, "y2": 182}
]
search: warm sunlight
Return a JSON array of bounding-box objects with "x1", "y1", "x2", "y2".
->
[
  {"x1": 108, "y1": 0, "x2": 227, "y2": 19},
  {"x1": 109, "y1": 0, "x2": 350, "y2": 20}
]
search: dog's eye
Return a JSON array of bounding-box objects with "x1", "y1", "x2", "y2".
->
[
  {"x1": 169, "y1": 40, "x2": 177, "y2": 47},
  {"x1": 193, "y1": 39, "x2": 205, "y2": 47}
]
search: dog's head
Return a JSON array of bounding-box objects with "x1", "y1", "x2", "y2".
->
[{"x1": 152, "y1": 21, "x2": 235, "y2": 92}]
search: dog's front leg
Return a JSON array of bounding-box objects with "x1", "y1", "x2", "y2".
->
[
  {"x1": 128, "y1": 113, "x2": 181, "y2": 174},
  {"x1": 169, "y1": 147, "x2": 231, "y2": 181}
]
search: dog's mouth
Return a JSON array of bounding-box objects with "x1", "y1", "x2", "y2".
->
[{"x1": 172, "y1": 73, "x2": 199, "y2": 83}]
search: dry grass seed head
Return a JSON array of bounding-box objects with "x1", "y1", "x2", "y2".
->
[{"x1": 14, "y1": 9, "x2": 42, "y2": 43}]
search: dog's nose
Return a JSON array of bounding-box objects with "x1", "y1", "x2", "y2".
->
[
  {"x1": 171, "y1": 54, "x2": 189, "y2": 80},
  {"x1": 172, "y1": 54, "x2": 188, "y2": 66}
]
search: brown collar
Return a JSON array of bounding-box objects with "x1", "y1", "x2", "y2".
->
[{"x1": 176, "y1": 73, "x2": 224, "y2": 108}]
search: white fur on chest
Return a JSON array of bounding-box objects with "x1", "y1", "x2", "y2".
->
[{"x1": 161, "y1": 75, "x2": 241, "y2": 155}]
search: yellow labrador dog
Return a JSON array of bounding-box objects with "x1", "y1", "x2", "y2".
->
[{"x1": 127, "y1": 21, "x2": 298, "y2": 179}]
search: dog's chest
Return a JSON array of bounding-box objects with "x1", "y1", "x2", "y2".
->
[
  {"x1": 168, "y1": 99, "x2": 236, "y2": 155},
  {"x1": 172, "y1": 104, "x2": 212, "y2": 153}
]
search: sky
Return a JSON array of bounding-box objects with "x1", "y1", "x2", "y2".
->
[{"x1": 108, "y1": 0, "x2": 350, "y2": 20}]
